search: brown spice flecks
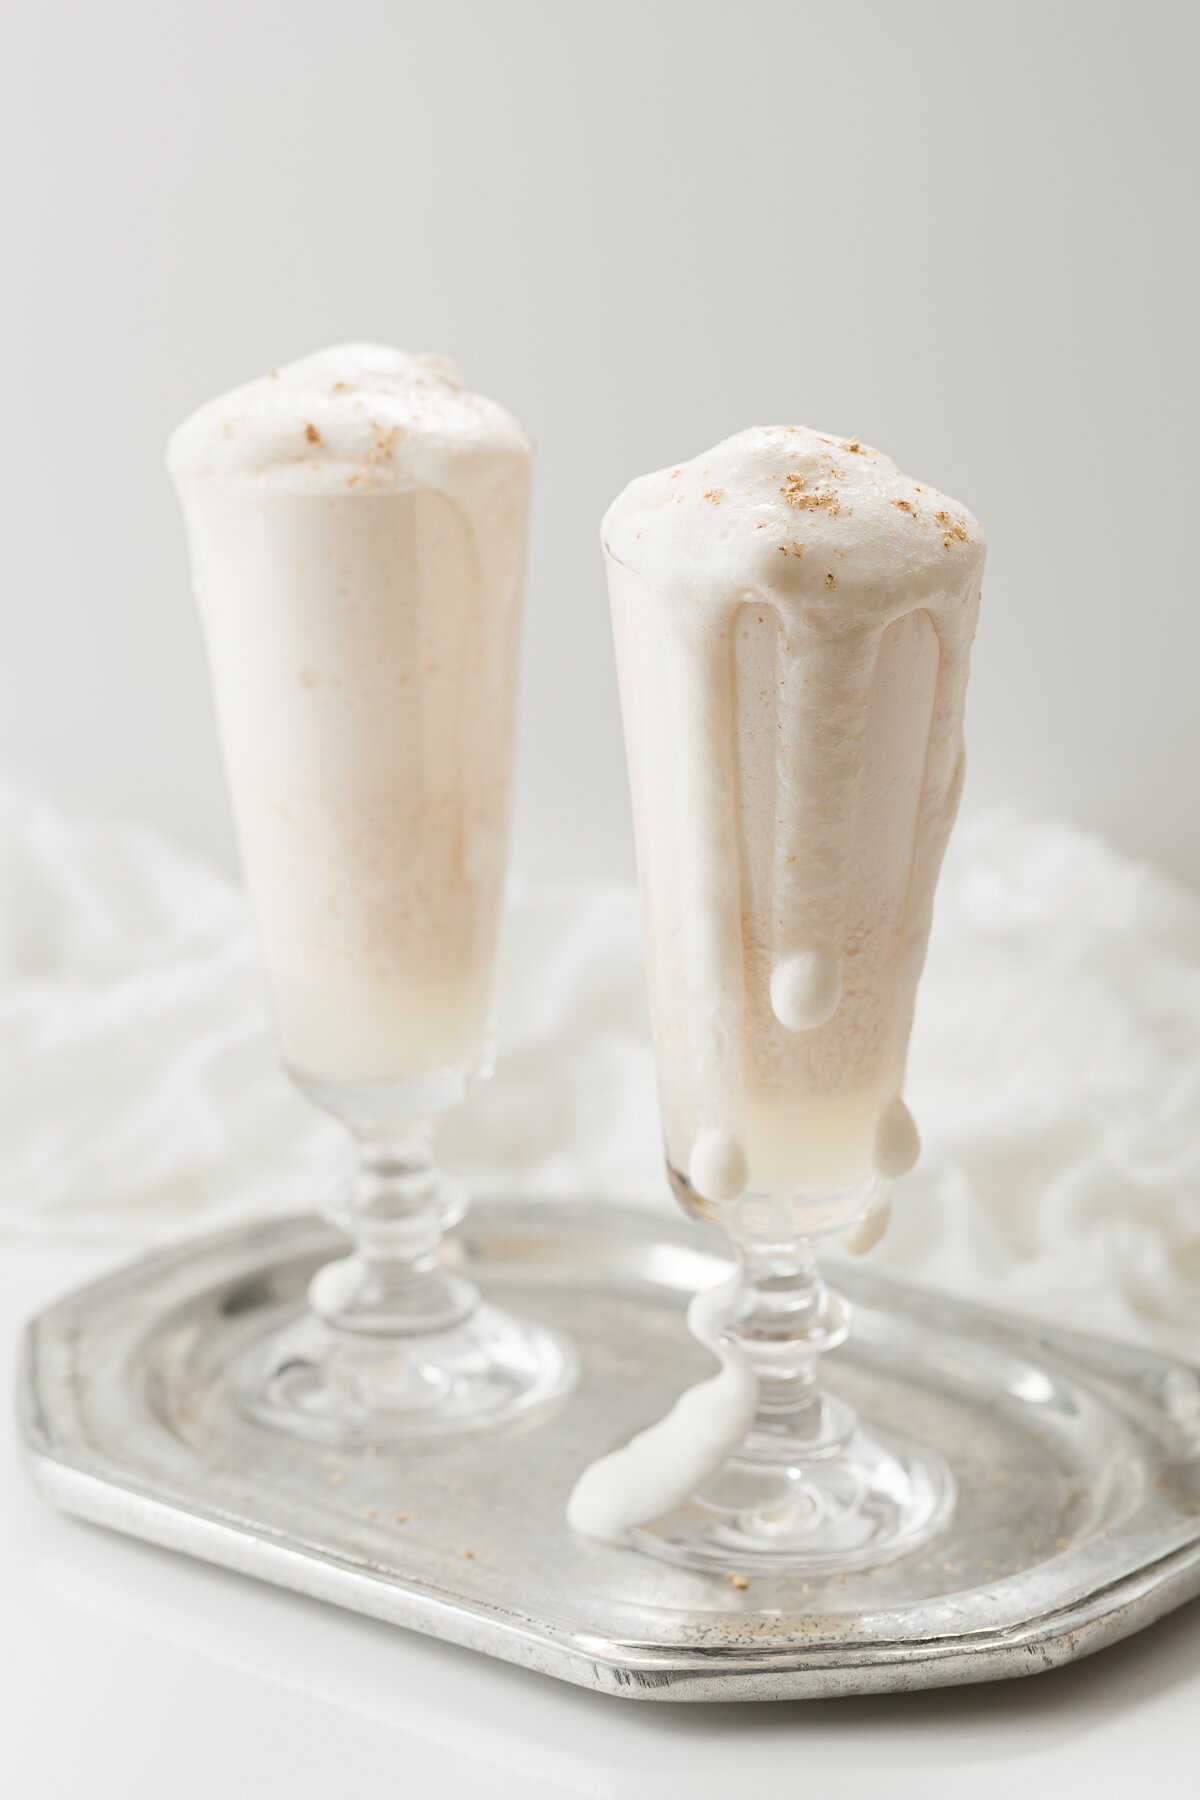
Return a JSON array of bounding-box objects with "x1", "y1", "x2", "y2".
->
[
  {"x1": 781, "y1": 472, "x2": 841, "y2": 515},
  {"x1": 934, "y1": 508, "x2": 969, "y2": 546},
  {"x1": 824, "y1": 570, "x2": 837, "y2": 589},
  {"x1": 328, "y1": 1472, "x2": 344, "y2": 1488},
  {"x1": 371, "y1": 424, "x2": 405, "y2": 463},
  {"x1": 459, "y1": 1547, "x2": 476, "y2": 1560},
  {"x1": 392, "y1": 1512, "x2": 408, "y2": 1524},
  {"x1": 331, "y1": 380, "x2": 351, "y2": 393},
  {"x1": 702, "y1": 487, "x2": 724, "y2": 504},
  {"x1": 891, "y1": 498, "x2": 913, "y2": 512},
  {"x1": 755, "y1": 520, "x2": 769, "y2": 529},
  {"x1": 843, "y1": 438, "x2": 863, "y2": 453},
  {"x1": 304, "y1": 422, "x2": 322, "y2": 445},
  {"x1": 363, "y1": 1506, "x2": 378, "y2": 1520},
  {"x1": 778, "y1": 544, "x2": 789, "y2": 555},
  {"x1": 728, "y1": 1572, "x2": 749, "y2": 1590},
  {"x1": 669, "y1": 468, "x2": 683, "y2": 479},
  {"x1": 790, "y1": 541, "x2": 804, "y2": 557}
]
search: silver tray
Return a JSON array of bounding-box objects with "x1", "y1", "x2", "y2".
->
[{"x1": 19, "y1": 1201, "x2": 1200, "y2": 1702}]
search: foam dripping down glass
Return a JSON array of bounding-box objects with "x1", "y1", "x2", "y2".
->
[
  {"x1": 571, "y1": 426, "x2": 984, "y2": 1571},
  {"x1": 168, "y1": 344, "x2": 575, "y2": 1444}
]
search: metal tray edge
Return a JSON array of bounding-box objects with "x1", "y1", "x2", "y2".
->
[{"x1": 23, "y1": 1419, "x2": 1200, "y2": 1703}]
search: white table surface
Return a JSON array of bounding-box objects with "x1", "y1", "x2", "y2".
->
[{"x1": 5, "y1": 1237, "x2": 1199, "y2": 1800}]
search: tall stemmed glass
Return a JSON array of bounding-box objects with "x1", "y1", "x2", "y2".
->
[
  {"x1": 596, "y1": 429, "x2": 982, "y2": 1571},
  {"x1": 169, "y1": 345, "x2": 574, "y2": 1444}
]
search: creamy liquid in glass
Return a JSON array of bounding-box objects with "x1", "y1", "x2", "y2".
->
[
  {"x1": 603, "y1": 427, "x2": 985, "y2": 1209},
  {"x1": 168, "y1": 345, "x2": 531, "y2": 1086}
]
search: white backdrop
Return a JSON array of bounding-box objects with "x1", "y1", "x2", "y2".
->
[{"x1": 2, "y1": 0, "x2": 1197, "y2": 885}]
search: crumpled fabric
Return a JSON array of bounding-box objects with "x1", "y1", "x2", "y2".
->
[{"x1": 1, "y1": 778, "x2": 1197, "y2": 1356}]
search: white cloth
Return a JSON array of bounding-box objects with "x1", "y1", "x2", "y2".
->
[{"x1": 2, "y1": 779, "x2": 1198, "y2": 1356}]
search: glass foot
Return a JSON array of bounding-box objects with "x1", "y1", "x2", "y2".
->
[
  {"x1": 235, "y1": 1303, "x2": 576, "y2": 1446},
  {"x1": 632, "y1": 1422, "x2": 955, "y2": 1574}
]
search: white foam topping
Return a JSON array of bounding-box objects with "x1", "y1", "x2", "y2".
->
[
  {"x1": 167, "y1": 342, "x2": 529, "y2": 493},
  {"x1": 603, "y1": 425, "x2": 981, "y2": 600}
]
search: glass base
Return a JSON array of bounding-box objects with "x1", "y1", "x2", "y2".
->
[
  {"x1": 239, "y1": 1065, "x2": 577, "y2": 1447},
  {"x1": 235, "y1": 1302, "x2": 576, "y2": 1447},
  {"x1": 632, "y1": 1421, "x2": 955, "y2": 1575}
]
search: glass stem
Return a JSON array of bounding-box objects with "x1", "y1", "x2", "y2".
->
[
  {"x1": 720, "y1": 1209, "x2": 857, "y2": 1462},
  {"x1": 308, "y1": 1122, "x2": 478, "y2": 1336}
]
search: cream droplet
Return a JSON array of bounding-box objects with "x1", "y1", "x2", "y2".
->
[
  {"x1": 874, "y1": 1098, "x2": 921, "y2": 1178},
  {"x1": 308, "y1": 1253, "x2": 363, "y2": 1319},
  {"x1": 566, "y1": 1273, "x2": 757, "y2": 1545},
  {"x1": 689, "y1": 1128, "x2": 750, "y2": 1204},
  {"x1": 840, "y1": 1196, "x2": 892, "y2": 1255},
  {"x1": 770, "y1": 948, "x2": 842, "y2": 1032}
]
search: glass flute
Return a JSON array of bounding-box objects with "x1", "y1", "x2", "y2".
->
[
  {"x1": 604, "y1": 537, "x2": 976, "y2": 1572},
  {"x1": 171, "y1": 458, "x2": 575, "y2": 1446}
]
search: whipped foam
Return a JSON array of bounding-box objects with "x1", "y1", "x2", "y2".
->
[
  {"x1": 604, "y1": 426, "x2": 980, "y2": 600},
  {"x1": 167, "y1": 342, "x2": 529, "y2": 492},
  {"x1": 170, "y1": 345, "x2": 530, "y2": 1086}
]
